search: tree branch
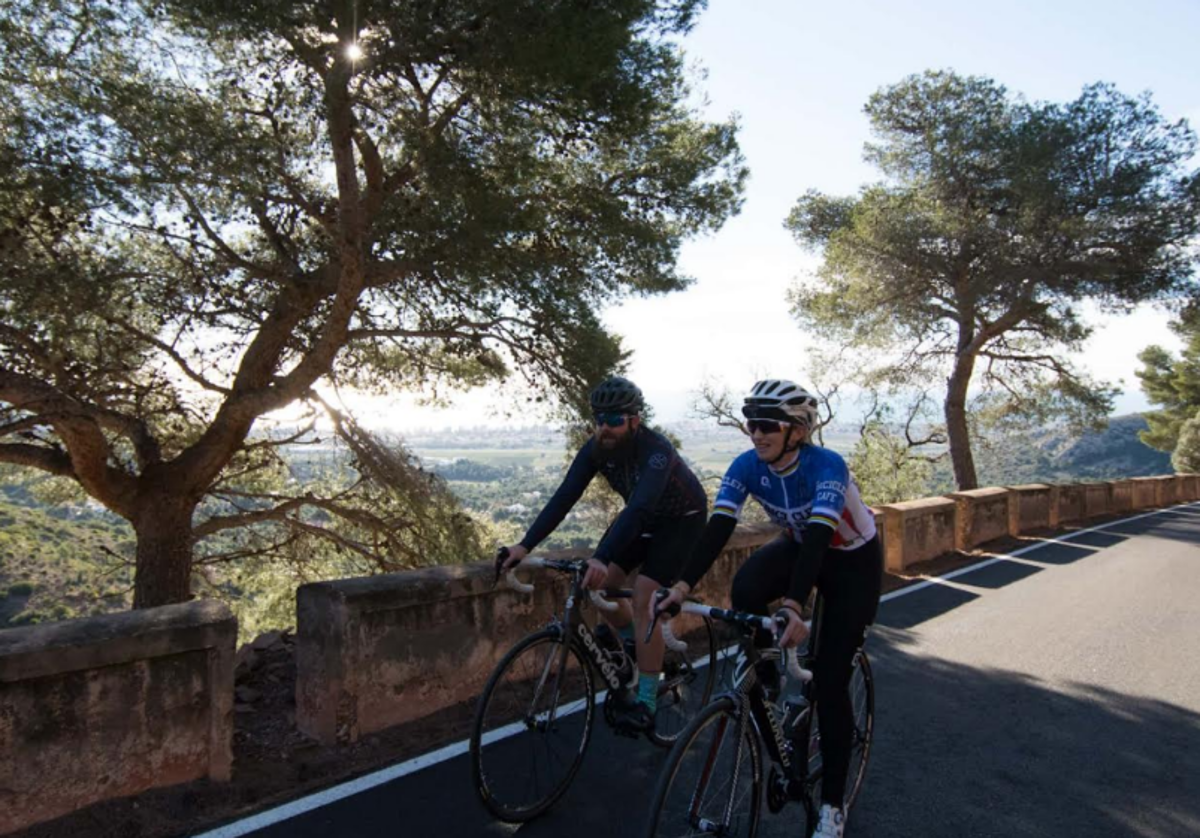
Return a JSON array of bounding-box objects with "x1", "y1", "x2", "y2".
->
[
  {"x1": 106, "y1": 316, "x2": 231, "y2": 395},
  {"x1": 0, "y1": 366, "x2": 161, "y2": 471},
  {"x1": 0, "y1": 442, "x2": 75, "y2": 476},
  {"x1": 174, "y1": 186, "x2": 273, "y2": 277},
  {"x1": 193, "y1": 496, "x2": 311, "y2": 538}
]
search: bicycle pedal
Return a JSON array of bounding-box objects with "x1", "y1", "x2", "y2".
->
[{"x1": 766, "y1": 767, "x2": 790, "y2": 813}]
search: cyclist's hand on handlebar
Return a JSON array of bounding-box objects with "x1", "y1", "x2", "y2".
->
[
  {"x1": 582, "y1": 557, "x2": 608, "y2": 590},
  {"x1": 774, "y1": 600, "x2": 809, "y2": 649},
  {"x1": 650, "y1": 584, "x2": 687, "y2": 623},
  {"x1": 643, "y1": 583, "x2": 691, "y2": 643},
  {"x1": 645, "y1": 587, "x2": 683, "y2": 643},
  {"x1": 496, "y1": 544, "x2": 528, "y2": 580}
]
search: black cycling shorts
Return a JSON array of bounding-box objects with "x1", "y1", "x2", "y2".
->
[{"x1": 608, "y1": 513, "x2": 705, "y2": 586}]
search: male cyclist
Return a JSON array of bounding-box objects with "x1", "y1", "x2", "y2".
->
[
  {"x1": 654, "y1": 379, "x2": 882, "y2": 838},
  {"x1": 499, "y1": 376, "x2": 707, "y2": 735}
]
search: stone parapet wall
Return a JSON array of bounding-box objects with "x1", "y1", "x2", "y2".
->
[
  {"x1": 0, "y1": 600, "x2": 235, "y2": 835},
  {"x1": 1156, "y1": 475, "x2": 1180, "y2": 506},
  {"x1": 1056, "y1": 484, "x2": 1087, "y2": 526},
  {"x1": 1182, "y1": 474, "x2": 1200, "y2": 501},
  {"x1": 877, "y1": 497, "x2": 956, "y2": 571},
  {"x1": 1009, "y1": 484, "x2": 1053, "y2": 532},
  {"x1": 1109, "y1": 479, "x2": 1134, "y2": 513},
  {"x1": 1130, "y1": 477, "x2": 1160, "y2": 509},
  {"x1": 948, "y1": 487, "x2": 1012, "y2": 551},
  {"x1": 296, "y1": 525, "x2": 780, "y2": 746},
  {"x1": 1083, "y1": 483, "x2": 1110, "y2": 519}
]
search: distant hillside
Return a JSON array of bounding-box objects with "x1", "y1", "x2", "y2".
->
[
  {"x1": 0, "y1": 501, "x2": 134, "y2": 627},
  {"x1": 934, "y1": 414, "x2": 1173, "y2": 490}
]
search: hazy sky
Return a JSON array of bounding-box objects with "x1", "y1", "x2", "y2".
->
[{"x1": 348, "y1": 0, "x2": 1200, "y2": 431}]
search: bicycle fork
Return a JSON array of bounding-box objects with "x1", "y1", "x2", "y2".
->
[
  {"x1": 686, "y1": 698, "x2": 752, "y2": 835},
  {"x1": 523, "y1": 625, "x2": 572, "y2": 733}
]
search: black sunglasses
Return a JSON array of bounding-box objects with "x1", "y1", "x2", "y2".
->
[
  {"x1": 594, "y1": 412, "x2": 629, "y2": 428},
  {"x1": 747, "y1": 419, "x2": 785, "y2": 435}
]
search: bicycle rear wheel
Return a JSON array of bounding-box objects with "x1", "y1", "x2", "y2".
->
[
  {"x1": 843, "y1": 650, "x2": 874, "y2": 809},
  {"x1": 804, "y1": 648, "x2": 874, "y2": 831},
  {"x1": 469, "y1": 628, "x2": 595, "y2": 822},
  {"x1": 642, "y1": 696, "x2": 762, "y2": 838},
  {"x1": 651, "y1": 613, "x2": 718, "y2": 747}
]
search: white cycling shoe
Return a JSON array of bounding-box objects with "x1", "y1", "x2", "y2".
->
[{"x1": 814, "y1": 804, "x2": 846, "y2": 837}]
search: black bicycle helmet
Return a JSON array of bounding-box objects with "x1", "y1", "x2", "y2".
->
[{"x1": 589, "y1": 376, "x2": 645, "y2": 414}]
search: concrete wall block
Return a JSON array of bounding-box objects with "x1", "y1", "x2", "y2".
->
[
  {"x1": 0, "y1": 601, "x2": 235, "y2": 834},
  {"x1": 1083, "y1": 483, "x2": 1110, "y2": 520},
  {"x1": 877, "y1": 498, "x2": 955, "y2": 570},
  {"x1": 1007, "y1": 491, "x2": 1020, "y2": 536},
  {"x1": 1130, "y1": 478, "x2": 1158, "y2": 510},
  {"x1": 1008, "y1": 484, "x2": 1052, "y2": 533},
  {"x1": 878, "y1": 506, "x2": 905, "y2": 572},
  {"x1": 1056, "y1": 484, "x2": 1086, "y2": 525},
  {"x1": 1157, "y1": 475, "x2": 1180, "y2": 506},
  {"x1": 1185, "y1": 474, "x2": 1200, "y2": 502},
  {"x1": 1174, "y1": 474, "x2": 1191, "y2": 502},
  {"x1": 870, "y1": 509, "x2": 886, "y2": 561},
  {"x1": 1108, "y1": 480, "x2": 1134, "y2": 513},
  {"x1": 948, "y1": 488, "x2": 1010, "y2": 551}
]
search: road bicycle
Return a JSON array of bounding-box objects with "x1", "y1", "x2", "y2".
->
[
  {"x1": 641, "y1": 593, "x2": 874, "y2": 837},
  {"x1": 469, "y1": 555, "x2": 719, "y2": 822}
]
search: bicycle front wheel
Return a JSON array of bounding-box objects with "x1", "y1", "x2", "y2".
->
[
  {"x1": 843, "y1": 649, "x2": 874, "y2": 810},
  {"x1": 642, "y1": 696, "x2": 762, "y2": 838},
  {"x1": 651, "y1": 613, "x2": 718, "y2": 747},
  {"x1": 469, "y1": 628, "x2": 595, "y2": 822}
]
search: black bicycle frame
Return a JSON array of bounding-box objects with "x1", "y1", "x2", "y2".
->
[
  {"x1": 731, "y1": 594, "x2": 828, "y2": 788},
  {"x1": 547, "y1": 570, "x2": 635, "y2": 710}
]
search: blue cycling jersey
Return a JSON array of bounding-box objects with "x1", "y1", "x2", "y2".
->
[{"x1": 713, "y1": 445, "x2": 876, "y2": 550}]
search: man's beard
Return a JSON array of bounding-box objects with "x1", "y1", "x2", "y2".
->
[{"x1": 597, "y1": 429, "x2": 634, "y2": 454}]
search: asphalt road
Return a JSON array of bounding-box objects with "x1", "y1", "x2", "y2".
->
[{"x1": 220, "y1": 503, "x2": 1200, "y2": 838}]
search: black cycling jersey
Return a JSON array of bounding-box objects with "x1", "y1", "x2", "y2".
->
[{"x1": 519, "y1": 426, "x2": 707, "y2": 563}]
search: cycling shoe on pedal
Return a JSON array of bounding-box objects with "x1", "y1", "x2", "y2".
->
[
  {"x1": 609, "y1": 691, "x2": 655, "y2": 737},
  {"x1": 814, "y1": 804, "x2": 846, "y2": 838}
]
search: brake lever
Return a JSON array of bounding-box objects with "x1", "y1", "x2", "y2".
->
[
  {"x1": 493, "y1": 546, "x2": 510, "y2": 586},
  {"x1": 645, "y1": 588, "x2": 681, "y2": 644}
]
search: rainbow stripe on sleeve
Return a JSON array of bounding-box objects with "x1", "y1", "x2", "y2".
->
[
  {"x1": 713, "y1": 500, "x2": 740, "y2": 519},
  {"x1": 810, "y1": 513, "x2": 839, "y2": 530}
]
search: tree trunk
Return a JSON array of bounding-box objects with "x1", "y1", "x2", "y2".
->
[
  {"x1": 132, "y1": 496, "x2": 198, "y2": 609},
  {"x1": 945, "y1": 351, "x2": 979, "y2": 490}
]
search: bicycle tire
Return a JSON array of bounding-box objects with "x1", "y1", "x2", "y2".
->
[
  {"x1": 804, "y1": 648, "x2": 874, "y2": 833},
  {"x1": 843, "y1": 650, "x2": 874, "y2": 810},
  {"x1": 469, "y1": 628, "x2": 595, "y2": 822},
  {"x1": 642, "y1": 696, "x2": 762, "y2": 838}
]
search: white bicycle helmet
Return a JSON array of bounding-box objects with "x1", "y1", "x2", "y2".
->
[{"x1": 742, "y1": 379, "x2": 819, "y2": 429}]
